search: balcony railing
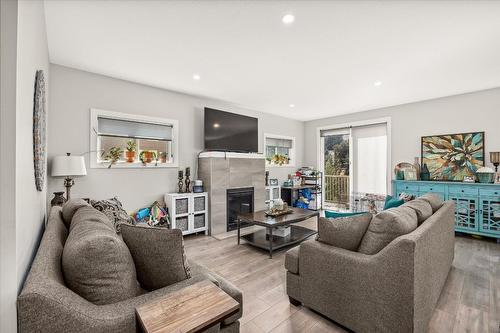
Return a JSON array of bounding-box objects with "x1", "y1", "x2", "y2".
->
[{"x1": 324, "y1": 175, "x2": 350, "y2": 204}]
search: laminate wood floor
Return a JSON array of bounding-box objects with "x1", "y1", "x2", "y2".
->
[{"x1": 184, "y1": 218, "x2": 500, "y2": 333}]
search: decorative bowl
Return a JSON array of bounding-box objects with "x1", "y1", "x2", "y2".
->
[{"x1": 476, "y1": 167, "x2": 495, "y2": 183}]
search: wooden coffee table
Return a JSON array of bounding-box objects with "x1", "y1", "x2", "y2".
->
[
  {"x1": 136, "y1": 280, "x2": 239, "y2": 333},
  {"x1": 237, "y1": 207, "x2": 319, "y2": 258}
]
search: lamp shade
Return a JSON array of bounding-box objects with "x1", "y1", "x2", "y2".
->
[
  {"x1": 51, "y1": 154, "x2": 87, "y2": 177},
  {"x1": 490, "y1": 152, "x2": 500, "y2": 164}
]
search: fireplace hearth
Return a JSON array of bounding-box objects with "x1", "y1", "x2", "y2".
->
[{"x1": 227, "y1": 187, "x2": 254, "y2": 231}]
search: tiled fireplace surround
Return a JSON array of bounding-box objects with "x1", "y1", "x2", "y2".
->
[{"x1": 198, "y1": 152, "x2": 266, "y2": 236}]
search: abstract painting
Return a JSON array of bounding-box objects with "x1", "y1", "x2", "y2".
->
[{"x1": 421, "y1": 132, "x2": 484, "y2": 181}]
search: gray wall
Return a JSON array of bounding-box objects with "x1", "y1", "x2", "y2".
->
[
  {"x1": 48, "y1": 65, "x2": 304, "y2": 211},
  {"x1": 1, "y1": 1, "x2": 19, "y2": 331},
  {"x1": 16, "y1": 0, "x2": 50, "y2": 291},
  {"x1": 0, "y1": 1, "x2": 49, "y2": 332},
  {"x1": 304, "y1": 88, "x2": 500, "y2": 182}
]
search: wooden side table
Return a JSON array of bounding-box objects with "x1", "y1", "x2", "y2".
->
[{"x1": 136, "y1": 280, "x2": 239, "y2": 333}]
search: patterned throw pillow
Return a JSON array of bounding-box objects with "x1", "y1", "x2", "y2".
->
[
  {"x1": 398, "y1": 192, "x2": 415, "y2": 202},
  {"x1": 90, "y1": 197, "x2": 134, "y2": 233}
]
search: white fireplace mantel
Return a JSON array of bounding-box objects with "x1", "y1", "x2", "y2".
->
[{"x1": 199, "y1": 151, "x2": 265, "y2": 159}]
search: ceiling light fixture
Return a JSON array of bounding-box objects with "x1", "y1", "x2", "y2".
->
[
  {"x1": 282, "y1": 14, "x2": 295, "y2": 24},
  {"x1": 289, "y1": 104, "x2": 295, "y2": 108},
  {"x1": 193, "y1": 74, "x2": 201, "y2": 80},
  {"x1": 213, "y1": 123, "x2": 220, "y2": 128},
  {"x1": 374, "y1": 81, "x2": 382, "y2": 87}
]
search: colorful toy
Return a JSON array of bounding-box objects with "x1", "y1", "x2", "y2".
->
[{"x1": 131, "y1": 201, "x2": 170, "y2": 227}]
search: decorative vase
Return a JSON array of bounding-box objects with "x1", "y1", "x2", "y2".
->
[
  {"x1": 420, "y1": 163, "x2": 430, "y2": 181},
  {"x1": 413, "y1": 157, "x2": 421, "y2": 180},
  {"x1": 51, "y1": 192, "x2": 66, "y2": 207}
]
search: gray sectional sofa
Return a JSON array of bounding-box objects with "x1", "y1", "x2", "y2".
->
[
  {"x1": 17, "y1": 206, "x2": 242, "y2": 333},
  {"x1": 285, "y1": 198, "x2": 455, "y2": 333}
]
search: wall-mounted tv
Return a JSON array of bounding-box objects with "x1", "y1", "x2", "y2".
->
[{"x1": 204, "y1": 108, "x2": 258, "y2": 153}]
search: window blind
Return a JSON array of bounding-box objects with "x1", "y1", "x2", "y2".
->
[
  {"x1": 97, "y1": 117, "x2": 173, "y2": 141},
  {"x1": 266, "y1": 138, "x2": 293, "y2": 148}
]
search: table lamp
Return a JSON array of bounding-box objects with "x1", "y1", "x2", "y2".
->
[
  {"x1": 51, "y1": 153, "x2": 87, "y2": 200},
  {"x1": 490, "y1": 151, "x2": 500, "y2": 172}
]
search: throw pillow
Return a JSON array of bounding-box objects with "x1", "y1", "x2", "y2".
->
[
  {"x1": 402, "y1": 198, "x2": 432, "y2": 224},
  {"x1": 121, "y1": 224, "x2": 191, "y2": 291},
  {"x1": 316, "y1": 213, "x2": 372, "y2": 251},
  {"x1": 383, "y1": 195, "x2": 405, "y2": 210},
  {"x1": 324, "y1": 210, "x2": 367, "y2": 218},
  {"x1": 62, "y1": 206, "x2": 140, "y2": 305},
  {"x1": 419, "y1": 193, "x2": 444, "y2": 213},
  {"x1": 61, "y1": 198, "x2": 90, "y2": 228},
  {"x1": 398, "y1": 192, "x2": 416, "y2": 202},
  {"x1": 358, "y1": 206, "x2": 418, "y2": 255},
  {"x1": 90, "y1": 197, "x2": 134, "y2": 233}
]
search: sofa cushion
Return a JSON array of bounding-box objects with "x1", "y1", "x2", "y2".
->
[
  {"x1": 316, "y1": 214, "x2": 372, "y2": 251},
  {"x1": 61, "y1": 198, "x2": 90, "y2": 228},
  {"x1": 90, "y1": 197, "x2": 134, "y2": 233},
  {"x1": 402, "y1": 198, "x2": 432, "y2": 224},
  {"x1": 419, "y1": 193, "x2": 444, "y2": 213},
  {"x1": 62, "y1": 206, "x2": 140, "y2": 305},
  {"x1": 358, "y1": 206, "x2": 418, "y2": 255},
  {"x1": 121, "y1": 224, "x2": 191, "y2": 291},
  {"x1": 285, "y1": 246, "x2": 299, "y2": 274}
]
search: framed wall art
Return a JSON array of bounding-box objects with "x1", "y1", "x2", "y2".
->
[
  {"x1": 33, "y1": 70, "x2": 46, "y2": 191},
  {"x1": 421, "y1": 131, "x2": 484, "y2": 181}
]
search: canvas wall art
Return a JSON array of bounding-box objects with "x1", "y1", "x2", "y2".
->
[{"x1": 421, "y1": 132, "x2": 484, "y2": 181}]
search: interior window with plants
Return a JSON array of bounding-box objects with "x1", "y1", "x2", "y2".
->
[
  {"x1": 265, "y1": 136, "x2": 294, "y2": 166},
  {"x1": 94, "y1": 114, "x2": 175, "y2": 168}
]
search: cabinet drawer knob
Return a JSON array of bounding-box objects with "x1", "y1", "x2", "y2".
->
[
  {"x1": 430, "y1": 188, "x2": 433, "y2": 191},
  {"x1": 461, "y1": 190, "x2": 464, "y2": 193}
]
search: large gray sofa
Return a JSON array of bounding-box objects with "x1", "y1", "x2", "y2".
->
[
  {"x1": 285, "y1": 200, "x2": 455, "y2": 333},
  {"x1": 18, "y1": 206, "x2": 242, "y2": 332}
]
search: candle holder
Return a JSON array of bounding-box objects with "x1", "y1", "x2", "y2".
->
[
  {"x1": 185, "y1": 167, "x2": 191, "y2": 193},
  {"x1": 178, "y1": 170, "x2": 184, "y2": 193}
]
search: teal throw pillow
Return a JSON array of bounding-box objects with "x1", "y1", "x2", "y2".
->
[
  {"x1": 383, "y1": 195, "x2": 405, "y2": 210},
  {"x1": 324, "y1": 210, "x2": 367, "y2": 219}
]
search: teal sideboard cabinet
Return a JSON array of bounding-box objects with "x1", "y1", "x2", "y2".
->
[{"x1": 392, "y1": 180, "x2": 500, "y2": 241}]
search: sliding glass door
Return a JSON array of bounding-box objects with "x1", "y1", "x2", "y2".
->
[
  {"x1": 320, "y1": 129, "x2": 351, "y2": 209},
  {"x1": 320, "y1": 121, "x2": 388, "y2": 210}
]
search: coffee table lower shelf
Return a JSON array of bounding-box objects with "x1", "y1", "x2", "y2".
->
[{"x1": 239, "y1": 225, "x2": 316, "y2": 257}]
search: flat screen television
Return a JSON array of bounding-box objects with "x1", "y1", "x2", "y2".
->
[{"x1": 204, "y1": 108, "x2": 258, "y2": 153}]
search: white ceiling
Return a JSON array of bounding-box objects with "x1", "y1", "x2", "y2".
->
[{"x1": 44, "y1": 1, "x2": 500, "y2": 121}]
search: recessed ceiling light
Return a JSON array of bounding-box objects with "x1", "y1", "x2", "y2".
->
[
  {"x1": 193, "y1": 74, "x2": 201, "y2": 80},
  {"x1": 282, "y1": 14, "x2": 295, "y2": 24},
  {"x1": 213, "y1": 123, "x2": 220, "y2": 128},
  {"x1": 374, "y1": 81, "x2": 382, "y2": 87},
  {"x1": 289, "y1": 104, "x2": 295, "y2": 108}
]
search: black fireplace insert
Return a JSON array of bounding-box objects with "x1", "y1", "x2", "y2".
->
[{"x1": 227, "y1": 187, "x2": 254, "y2": 231}]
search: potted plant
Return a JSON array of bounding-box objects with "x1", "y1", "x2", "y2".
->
[
  {"x1": 159, "y1": 152, "x2": 167, "y2": 163},
  {"x1": 140, "y1": 150, "x2": 157, "y2": 165},
  {"x1": 103, "y1": 146, "x2": 123, "y2": 168},
  {"x1": 125, "y1": 140, "x2": 137, "y2": 163},
  {"x1": 271, "y1": 154, "x2": 290, "y2": 166}
]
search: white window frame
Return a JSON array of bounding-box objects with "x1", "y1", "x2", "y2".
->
[
  {"x1": 263, "y1": 133, "x2": 296, "y2": 168},
  {"x1": 90, "y1": 108, "x2": 179, "y2": 169}
]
